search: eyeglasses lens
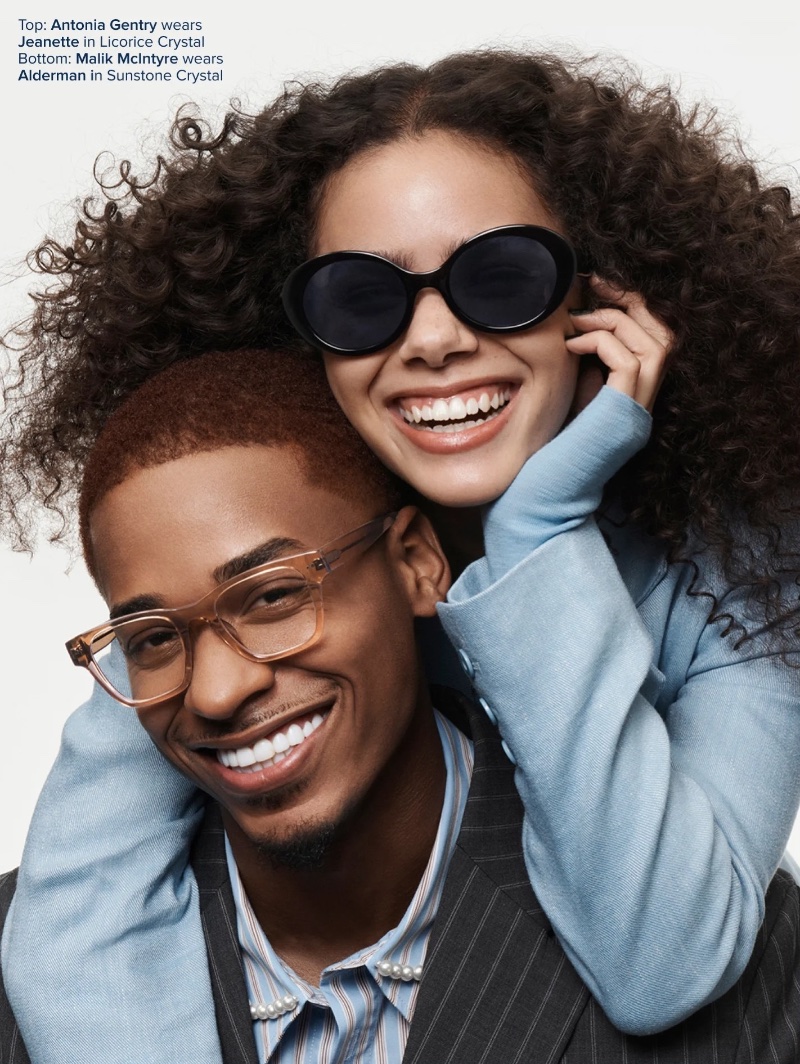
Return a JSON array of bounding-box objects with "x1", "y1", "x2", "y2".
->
[
  {"x1": 215, "y1": 570, "x2": 318, "y2": 659},
  {"x1": 91, "y1": 570, "x2": 319, "y2": 703},
  {"x1": 449, "y1": 234, "x2": 558, "y2": 329},
  {"x1": 303, "y1": 258, "x2": 407, "y2": 352}
]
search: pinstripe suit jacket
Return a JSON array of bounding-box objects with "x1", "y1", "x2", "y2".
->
[{"x1": 2, "y1": 688, "x2": 799, "y2": 1063}]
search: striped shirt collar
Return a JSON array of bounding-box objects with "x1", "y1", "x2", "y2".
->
[{"x1": 224, "y1": 709, "x2": 474, "y2": 1062}]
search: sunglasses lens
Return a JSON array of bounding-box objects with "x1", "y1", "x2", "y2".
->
[
  {"x1": 302, "y1": 258, "x2": 408, "y2": 352},
  {"x1": 449, "y1": 233, "x2": 560, "y2": 329}
]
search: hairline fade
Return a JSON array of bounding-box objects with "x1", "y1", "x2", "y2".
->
[{"x1": 78, "y1": 348, "x2": 410, "y2": 579}]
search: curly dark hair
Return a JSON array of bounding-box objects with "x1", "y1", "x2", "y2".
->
[{"x1": 2, "y1": 47, "x2": 800, "y2": 639}]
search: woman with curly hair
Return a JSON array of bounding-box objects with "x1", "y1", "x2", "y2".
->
[{"x1": 3, "y1": 48, "x2": 800, "y2": 1060}]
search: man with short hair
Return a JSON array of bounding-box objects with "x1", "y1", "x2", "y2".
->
[{"x1": 2, "y1": 349, "x2": 799, "y2": 1063}]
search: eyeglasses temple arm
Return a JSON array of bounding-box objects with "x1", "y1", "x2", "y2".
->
[{"x1": 310, "y1": 511, "x2": 398, "y2": 574}]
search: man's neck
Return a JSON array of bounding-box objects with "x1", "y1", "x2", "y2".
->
[{"x1": 223, "y1": 701, "x2": 447, "y2": 984}]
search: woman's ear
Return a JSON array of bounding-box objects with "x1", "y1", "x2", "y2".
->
[{"x1": 387, "y1": 505, "x2": 451, "y2": 617}]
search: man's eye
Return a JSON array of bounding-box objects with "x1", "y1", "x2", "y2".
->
[
  {"x1": 241, "y1": 579, "x2": 309, "y2": 615},
  {"x1": 123, "y1": 626, "x2": 180, "y2": 665}
]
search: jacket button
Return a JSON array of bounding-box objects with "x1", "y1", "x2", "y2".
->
[
  {"x1": 456, "y1": 648, "x2": 475, "y2": 680},
  {"x1": 478, "y1": 697, "x2": 497, "y2": 726},
  {"x1": 500, "y1": 739, "x2": 517, "y2": 765}
]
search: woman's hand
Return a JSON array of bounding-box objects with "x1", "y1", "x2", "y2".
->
[{"x1": 566, "y1": 277, "x2": 674, "y2": 413}]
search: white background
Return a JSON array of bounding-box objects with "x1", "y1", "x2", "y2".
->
[{"x1": 2, "y1": 6, "x2": 800, "y2": 871}]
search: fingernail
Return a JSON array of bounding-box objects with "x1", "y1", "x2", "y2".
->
[{"x1": 569, "y1": 308, "x2": 592, "y2": 316}]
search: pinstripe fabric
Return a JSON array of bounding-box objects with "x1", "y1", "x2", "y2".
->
[
  {"x1": 224, "y1": 711, "x2": 473, "y2": 1063},
  {"x1": 2, "y1": 689, "x2": 800, "y2": 1062},
  {"x1": 0, "y1": 871, "x2": 28, "y2": 1064}
]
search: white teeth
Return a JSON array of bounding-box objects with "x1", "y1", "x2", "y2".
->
[
  {"x1": 254, "y1": 737, "x2": 274, "y2": 762},
  {"x1": 215, "y1": 711, "x2": 328, "y2": 772},
  {"x1": 287, "y1": 724, "x2": 304, "y2": 746},
  {"x1": 400, "y1": 389, "x2": 511, "y2": 430}
]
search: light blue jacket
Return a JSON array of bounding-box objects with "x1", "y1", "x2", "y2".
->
[{"x1": 3, "y1": 389, "x2": 800, "y2": 1059}]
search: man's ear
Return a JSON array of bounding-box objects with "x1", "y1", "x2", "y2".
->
[{"x1": 387, "y1": 505, "x2": 450, "y2": 617}]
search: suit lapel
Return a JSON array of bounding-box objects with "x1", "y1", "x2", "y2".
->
[
  {"x1": 192, "y1": 812, "x2": 259, "y2": 1064},
  {"x1": 403, "y1": 689, "x2": 588, "y2": 1064},
  {"x1": 190, "y1": 690, "x2": 588, "y2": 1064}
]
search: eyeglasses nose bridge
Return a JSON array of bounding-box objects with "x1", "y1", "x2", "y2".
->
[{"x1": 182, "y1": 611, "x2": 242, "y2": 661}]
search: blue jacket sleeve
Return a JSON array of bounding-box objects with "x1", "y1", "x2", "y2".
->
[
  {"x1": 438, "y1": 392, "x2": 800, "y2": 1035},
  {"x1": 0, "y1": 649, "x2": 222, "y2": 1064}
]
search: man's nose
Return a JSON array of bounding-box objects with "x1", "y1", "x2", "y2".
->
[
  {"x1": 182, "y1": 625, "x2": 276, "y2": 720},
  {"x1": 397, "y1": 288, "x2": 479, "y2": 368}
]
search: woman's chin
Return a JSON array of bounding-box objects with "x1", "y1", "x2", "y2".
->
[{"x1": 403, "y1": 467, "x2": 519, "y2": 509}]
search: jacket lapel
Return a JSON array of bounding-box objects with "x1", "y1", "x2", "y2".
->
[
  {"x1": 403, "y1": 689, "x2": 588, "y2": 1064},
  {"x1": 190, "y1": 689, "x2": 588, "y2": 1064},
  {"x1": 192, "y1": 812, "x2": 259, "y2": 1064}
]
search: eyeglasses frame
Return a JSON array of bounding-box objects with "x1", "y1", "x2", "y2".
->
[
  {"x1": 66, "y1": 511, "x2": 399, "y2": 709},
  {"x1": 281, "y1": 224, "x2": 579, "y2": 356}
]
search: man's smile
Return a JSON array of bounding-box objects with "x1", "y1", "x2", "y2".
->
[{"x1": 214, "y1": 710, "x2": 328, "y2": 772}]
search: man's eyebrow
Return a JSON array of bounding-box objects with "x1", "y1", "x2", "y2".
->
[
  {"x1": 109, "y1": 594, "x2": 165, "y2": 621},
  {"x1": 212, "y1": 537, "x2": 308, "y2": 584},
  {"x1": 107, "y1": 539, "x2": 307, "y2": 620}
]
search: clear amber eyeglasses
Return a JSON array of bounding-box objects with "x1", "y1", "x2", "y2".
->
[{"x1": 66, "y1": 512, "x2": 398, "y2": 708}]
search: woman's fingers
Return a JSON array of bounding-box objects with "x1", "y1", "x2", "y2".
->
[
  {"x1": 591, "y1": 280, "x2": 673, "y2": 349},
  {"x1": 566, "y1": 328, "x2": 645, "y2": 400},
  {"x1": 566, "y1": 279, "x2": 674, "y2": 412}
]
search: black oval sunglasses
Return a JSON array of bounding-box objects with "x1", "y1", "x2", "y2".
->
[{"x1": 281, "y1": 224, "x2": 579, "y2": 356}]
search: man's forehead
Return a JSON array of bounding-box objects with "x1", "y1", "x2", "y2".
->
[{"x1": 90, "y1": 446, "x2": 372, "y2": 607}]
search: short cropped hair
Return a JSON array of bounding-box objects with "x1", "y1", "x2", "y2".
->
[{"x1": 78, "y1": 348, "x2": 410, "y2": 577}]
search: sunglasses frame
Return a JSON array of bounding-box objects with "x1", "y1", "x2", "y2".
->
[
  {"x1": 282, "y1": 224, "x2": 579, "y2": 356},
  {"x1": 66, "y1": 511, "x2": 399, "y2": 709}
]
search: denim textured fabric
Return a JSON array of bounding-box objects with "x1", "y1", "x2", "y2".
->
[
  {"x1": 1, "y1": 649, "x2": 221, "y2": 1062},
  {"x1": 439, "y1": 391, "x2": 800, "y2": 1033}
]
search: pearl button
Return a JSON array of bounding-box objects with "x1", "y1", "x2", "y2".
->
[
  {"x1": 377, "y1": 958, "x2": 423, "y2": 981},
  {"x1": 250, "y1": 994, "x2": 299, "y2": 1021},
  {"x1": 456, "y1": 648, "x2": 475, "y2": 680},
  {"x1": 478, "y1": 697, "x2": 497, "y2": 726},
  {"x1": 500, "y1": 739, "x2": 516, "y2": 765}
]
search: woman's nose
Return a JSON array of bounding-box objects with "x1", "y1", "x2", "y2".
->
[
  {"x1": 397, "y1": 288, "x2": 479, "y2": 367},
  {"x1": 182, "y1": 626, "x2": 276, "y2": 720}
]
